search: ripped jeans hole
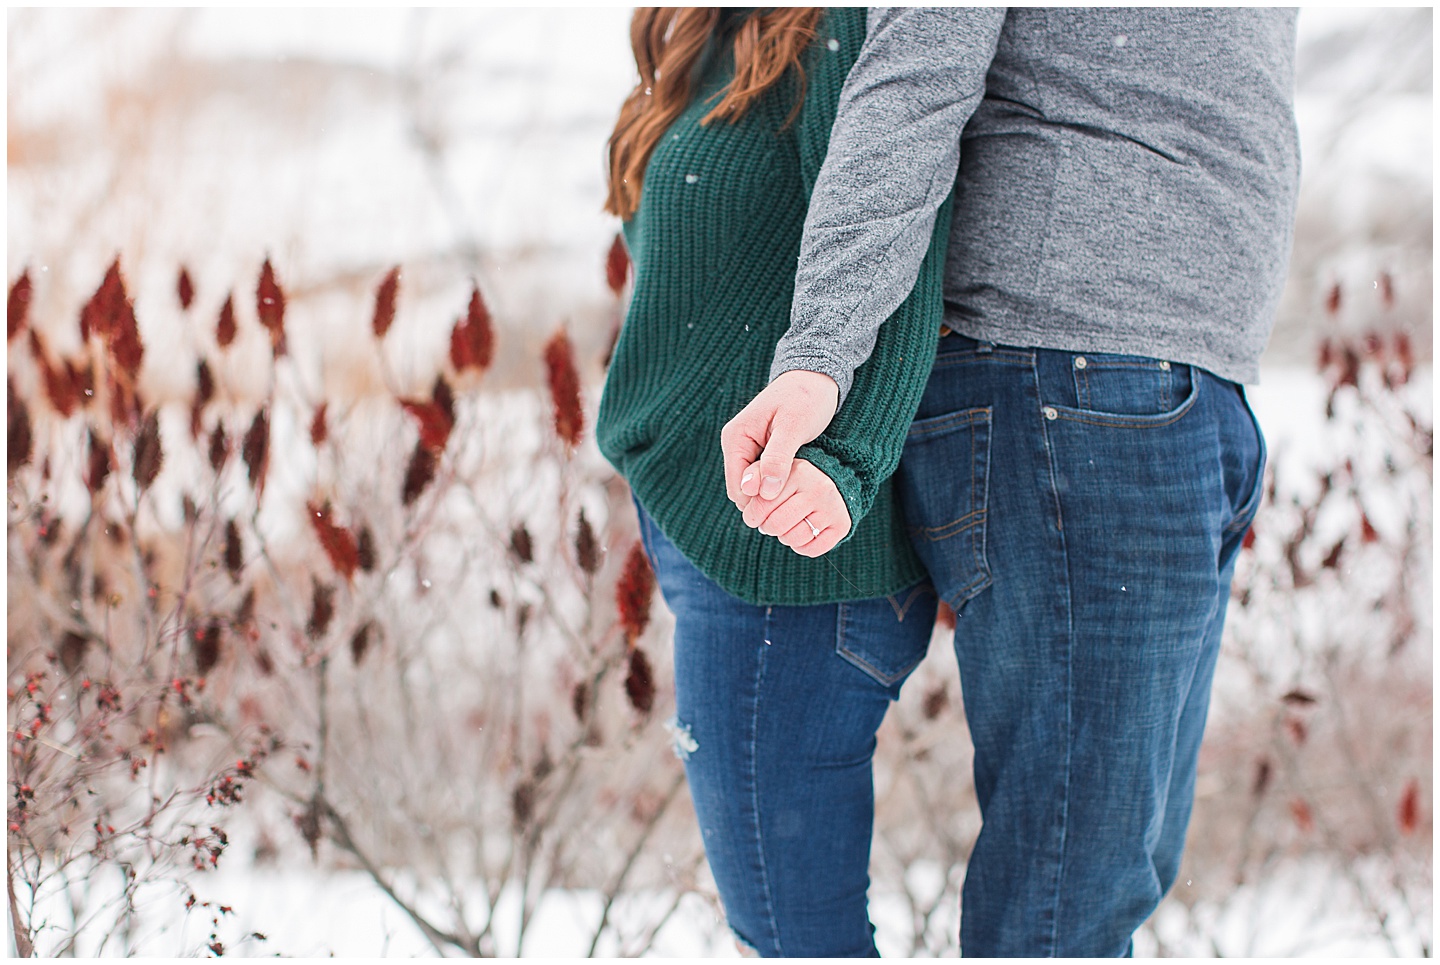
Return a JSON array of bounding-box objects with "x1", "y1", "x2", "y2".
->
[
  {"x1": 731, "y1": 930, "x2": 761, "y2": 958},
  {"x1": 664, "y1": 716, "x2": 699, "y2": 761}
]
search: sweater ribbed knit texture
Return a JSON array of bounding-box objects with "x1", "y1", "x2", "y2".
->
[{"x1": 596, "y1": 8, "x2": 951, "y2": 606}]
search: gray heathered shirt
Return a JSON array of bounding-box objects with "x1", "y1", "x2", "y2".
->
[{"x1": 771, "y1": 7, "x2": 1301, "y2": 403}]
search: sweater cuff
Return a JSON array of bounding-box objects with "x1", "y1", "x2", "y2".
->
[{"x1": 796, "y1": 443, "x2": 870, "y2": 549}]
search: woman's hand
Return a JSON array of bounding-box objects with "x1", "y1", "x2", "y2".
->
[{"x1": 740, "y1": 458, "x2": 851, "y2": 557}]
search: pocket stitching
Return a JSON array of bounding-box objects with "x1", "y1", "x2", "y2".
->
[
  {"x1": 952, "y1": 569, "x2": 991, "y2": 605},
  {"x1": 1050, "y1": 369, "x2": 1199, "y2": 429},
  {"x1": 885, "y1": 584, "x2": 929, "y2": 622},
  {"x1": 973, "y1": 404, "x2": 993, "y2": 596},
  {"x1": 908, "y1": 407, "x2": 988, "y2": 438},
  {"x1": 910, "y1": 508, "x2": 986, "y2": 541},
  {"x1": 899, "y1": 406, "x2": 994, "y2": 612},
  {"x1": 1075, "y1": 365, "x2": 1174, "y2": 412},
  {"x1": 835, "y1": 602, "x2": 922, "y2": 687},
  {"x1": 836, "y1": 646, "x2": 920, "y2": 688}
]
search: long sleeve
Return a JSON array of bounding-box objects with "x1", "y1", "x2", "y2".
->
[
  {"x1": 793, "y1": 189, "x2": 952, "y2": 541},
  {"x1": 770, "y1": 7, "x2": 1006, "y2": 405}
]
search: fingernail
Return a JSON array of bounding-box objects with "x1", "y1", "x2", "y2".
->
[
  {"x1": 741, "y1": 470, "x2": 754, "y2": 487},
  {"x1": 760, "y1": 476, "x2": 782, "y2": 499}
]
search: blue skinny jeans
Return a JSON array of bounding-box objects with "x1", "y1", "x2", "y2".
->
[{"x1": 636, "y1": 503, "x2": 935, "y2": 958}]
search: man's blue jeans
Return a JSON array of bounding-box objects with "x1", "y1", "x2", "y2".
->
[
  {"x1": 896, "y1": 332, "x2": 1266, "y2": 956},
  {"x1": 636, "y1": 503, "x2": 936, "y2": 958}
]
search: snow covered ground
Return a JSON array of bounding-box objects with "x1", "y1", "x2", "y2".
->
[{"x1": 15, "y1": 815, "x2": 1426, "y2": 958}]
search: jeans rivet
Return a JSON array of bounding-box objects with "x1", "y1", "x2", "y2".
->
[
  {"x1": 1043, "y1": 406, "x2": 1058, "y2": 420},
  {"x1": 1159, "y1": 360, "x2": 1171, "y2": 370},
  {"x1": 1074, "y1": 356, "x2": 1087, "y2": 370}
]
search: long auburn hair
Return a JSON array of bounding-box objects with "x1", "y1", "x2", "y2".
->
[{"x1": 604, "y1": 7, "x2": 822, "y2": 218}]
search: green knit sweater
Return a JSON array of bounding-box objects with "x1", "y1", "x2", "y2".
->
[{"x1": 596, "y1": 8, "x2": 951, "y2": 606}]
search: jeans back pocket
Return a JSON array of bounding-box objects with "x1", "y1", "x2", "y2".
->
[
  {"x1": 835, "y1": 584, "x2": 937, "y2": 689},
  {"x1": 896, "y1": 406, "x2": 993, "y2": 611}
]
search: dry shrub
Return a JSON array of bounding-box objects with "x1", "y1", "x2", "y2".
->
[{"x1": 7, "y1": 259, "x2": 698, "y2": 957}]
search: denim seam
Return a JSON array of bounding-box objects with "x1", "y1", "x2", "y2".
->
[
  {"x1": 1224, "y1": 385, "x2": 1269, "y2": 533},
  {"x1": 972, "y1": 407, "x2": 991, "y2": 593},
  {"x1": 748, "y1": 607, "x2": 783, "y2": 956},
  {"x1": 933, "y1": 351, "x2": 1033, "y2": 370},
  {"x1": 953, "y1": 570, "x2": 990, "y2": 600},
  {"x1": 633, "y1": 497, "x2": 664, "y2": 574},
  {"x1": 641, "y1": 516, "x2": 662, "y2": 574},
  {"x1": 1034, "y1": 363, "x2": 1072, "y2": 957},
  {"x1": 1224, "y1": 502, "x2": 1261, "y2": 534},
  {"x1": 1072, "y1": 358, "x2": 1171, "y2": 370}
]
